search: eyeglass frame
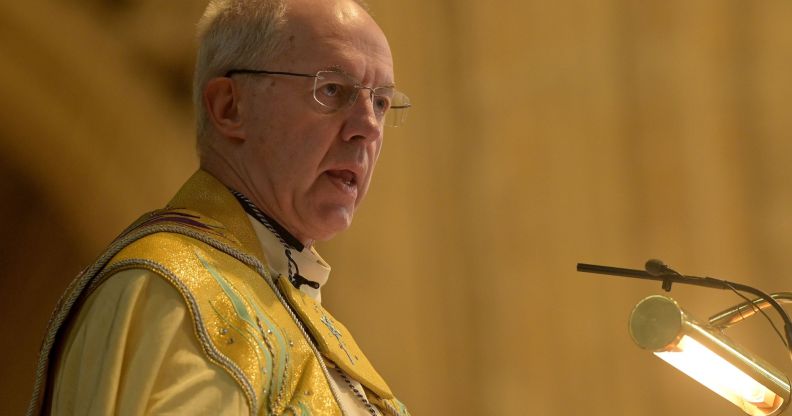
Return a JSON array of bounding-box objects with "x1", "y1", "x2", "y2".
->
[{"x1": 224, "y1": 68, "x2": 411, "y2": 126}]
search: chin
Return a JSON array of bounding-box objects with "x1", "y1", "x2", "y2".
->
[{"x1": 308, "y1": 209, "x2": 354, "y2": 242}]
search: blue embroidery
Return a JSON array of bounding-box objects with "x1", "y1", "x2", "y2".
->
[
  {"x1": 320, "y1": 314, "x2": 356, "y2": 365},
  {"x1": 195, "y1": 250, "x2": 274, "y2": 402},
  {"x1": 238, "y1": 284, "x2": 291, "y2": 408}
]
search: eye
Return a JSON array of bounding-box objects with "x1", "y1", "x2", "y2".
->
[
  {"x1": 373, "y1": 95, "x2": 391, "y2": 113},
  {"x1": 320, "y1": 82, "x2": 343, "y2": 97},
  {"x1": 315, "y1": 80, "x2": 351, "y2": 109}
]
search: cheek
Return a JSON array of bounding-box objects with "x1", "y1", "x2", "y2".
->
[
  {"x1": 371, "y1": 137, "x2": 384, "y2": 162},
  {"x1": 360, "y1": 140, "x2": 384, "y2": 194}
]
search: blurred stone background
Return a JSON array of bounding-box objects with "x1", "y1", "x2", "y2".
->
[{"x1": 2, "y1": 0, "x2": 791, "y2": 414}]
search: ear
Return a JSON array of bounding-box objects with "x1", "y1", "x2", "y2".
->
[{"x1": 203, "y1": 77, "x2": 246, "y2": 141}]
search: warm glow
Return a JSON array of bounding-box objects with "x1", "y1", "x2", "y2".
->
[{"x1": 656, "y1": 335, "x2": 783, "y2": 416}]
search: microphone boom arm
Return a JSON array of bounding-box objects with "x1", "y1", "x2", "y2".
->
[
  {"x1": 576, "y1": 263, "x2": 732, "y2": 290},
  {"x1": 576, "y1": 262, "x2": 792, "y2": 360}
]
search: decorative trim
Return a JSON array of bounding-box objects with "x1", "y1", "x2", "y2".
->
[{"x1": 27, "y1": 219, "x2": 352, "y2": 416}]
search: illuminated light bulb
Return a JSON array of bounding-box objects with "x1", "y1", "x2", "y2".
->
[
  {"x1": 629, "y1": 295, "x2": 790, "y2": 416},
  {"x1": 656, "y1": 335, "x2": 781, "y2": 415}
]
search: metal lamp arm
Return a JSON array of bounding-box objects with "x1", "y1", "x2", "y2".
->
[
  {"x1": 709, "y1": 292, "x2": 792, "y2": 329},
  {"x1": 576, "y1": 262, "x2": 792, "y2": 361}
]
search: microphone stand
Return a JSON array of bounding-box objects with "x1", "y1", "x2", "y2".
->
[{"x1": 576, "y1": 261, "x2": 792, "y2": 360}]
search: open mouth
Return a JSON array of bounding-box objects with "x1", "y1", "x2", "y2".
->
[{"x1": 326, "y1": 169, "x2": 357, "y2": 188}]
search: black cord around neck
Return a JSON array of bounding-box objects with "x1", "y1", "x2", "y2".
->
[{"x1": 231, "y1": 190, "x2": 319, "y2": 290}]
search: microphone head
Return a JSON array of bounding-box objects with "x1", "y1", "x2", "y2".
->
[{"x1": 645, "y1": 259, "x2": 668, "y2": 276}]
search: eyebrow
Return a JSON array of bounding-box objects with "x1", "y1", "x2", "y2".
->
[{"x1": 321, "y1": 65, "x2": 396, "y2": 88}]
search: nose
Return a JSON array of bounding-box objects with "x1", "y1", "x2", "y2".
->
[{"x1": 342, "y1": 88, "x2": 382, "y2": 142}]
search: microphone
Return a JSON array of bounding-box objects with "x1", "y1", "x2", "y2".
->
[
  {"x1": 645, "y1": 259, "x2": 680, "y2": 277},
  {"x1": 578, "y1": 259, "x2": 792, "y2": 359},
  {"x1": 644, "y1": 258, "x2": 682, "y2": 291}
]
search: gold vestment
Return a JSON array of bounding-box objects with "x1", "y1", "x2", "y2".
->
[{"x1": 28, "y1": 170, "x2": 409, "y2": 416}]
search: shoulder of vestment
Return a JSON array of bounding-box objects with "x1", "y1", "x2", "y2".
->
[{"x1": 96, "y1": 207, "x2": 345, "y2": 416}]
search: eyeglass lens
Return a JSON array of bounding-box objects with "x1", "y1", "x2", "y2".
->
[{"x1": 313, "y1": 71, "x2": 409, "y2": 127}]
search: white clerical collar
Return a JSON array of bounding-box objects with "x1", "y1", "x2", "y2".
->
[{"x1": 246, "y1": 214, "x2": 331, "y2": 303}]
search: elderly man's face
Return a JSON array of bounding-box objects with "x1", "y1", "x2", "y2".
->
[{"x1": 234, "y1": 0, "x2": 393, "y2": 244}]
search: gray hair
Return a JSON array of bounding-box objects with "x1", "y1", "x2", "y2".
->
[
  {"x1": 193, "y1": 0, "x2": 288, "y2": 148},
  {"x1": 192, "y1": 0, "x2": 372, "y2": 151}
]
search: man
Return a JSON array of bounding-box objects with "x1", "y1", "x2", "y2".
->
[{"x1": 27, "y1": 0, "x2": 411, "y2": 414}]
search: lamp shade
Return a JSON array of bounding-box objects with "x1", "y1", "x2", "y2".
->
[{"x1": 629, "y1": 295, "x2": 790, "y2": 416}]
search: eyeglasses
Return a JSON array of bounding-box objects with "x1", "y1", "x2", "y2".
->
[{"x1": 225, "y1": 68, "x2": 411, "y2": 127}]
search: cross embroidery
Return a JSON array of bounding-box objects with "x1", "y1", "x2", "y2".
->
[{"x1": 320, "y1": 314, "x2": 357, "y2": 365}]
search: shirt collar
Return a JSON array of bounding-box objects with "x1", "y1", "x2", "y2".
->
[{"x1": 246, "y1": 214, "x2": 331, "y2": 303}]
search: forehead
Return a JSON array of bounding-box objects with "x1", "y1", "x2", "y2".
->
[{"x1": 278, "y1": 0, "x2": 393, "y2": 82}]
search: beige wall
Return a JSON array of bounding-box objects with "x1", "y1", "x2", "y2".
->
[{"x1": 2, "y1": 0, "x2": 791, "y2": 414}]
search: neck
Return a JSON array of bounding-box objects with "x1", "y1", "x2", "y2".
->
[
  {"x1": 200, "y1": 152, "x2": 314, "y2": 248},
  {"x1": 231, "y1": 190, "x2": 305, "y2": 252}
]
